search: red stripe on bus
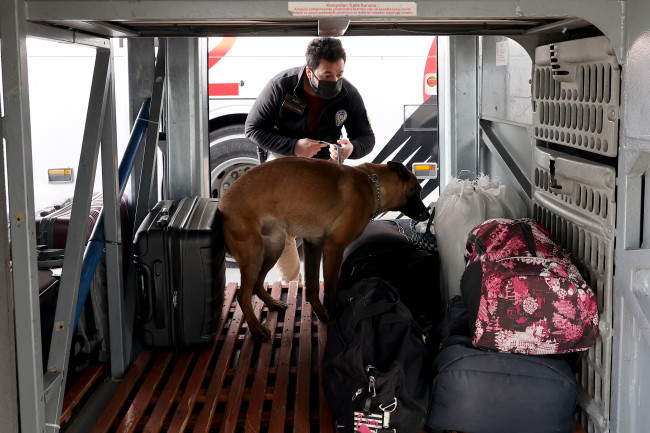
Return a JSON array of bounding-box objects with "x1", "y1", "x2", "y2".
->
[
  {"x1": 208, "y1": 37, "x2": 236, "y2": 70},
  {"x1": 423, "y1": 36, "x2": 438, "y2": 102},
  {"x1": 209, "y1": 83, "x2": 240, "y2": 96}
]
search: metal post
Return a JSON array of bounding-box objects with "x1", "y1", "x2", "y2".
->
[
  {"x1": 128, "y1": 38, "x2": 155, "y2": 210},
  {"x1": 0, "y1": 0, "x2": 46, "y2": 430},
  {"x1": 100, "y1": 42, "x2": 128, "y2": 378},
  {"x1": 0, "y1": 88, "x2": 20, "y2": 433},
  {"x1": 44, "y1": 48, "x2": 112, "y2": 433},
  {"x1": 165, "y1": 37, "x2": 210, "y2": 199},
  {"x1": 134, "y1": 38, "x2": 166, "y2": 230}
]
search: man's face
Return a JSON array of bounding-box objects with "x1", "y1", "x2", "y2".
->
[{"x1": 307, "y1": 58, "x2": 345, "y2": 83}]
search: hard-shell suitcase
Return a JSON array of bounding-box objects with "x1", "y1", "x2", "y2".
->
[
  {"x1": 35, "y1": 192, "x2": 132, "y2": 252},
  {"x1": 133, "y1": 196, "x2": 225, "y2": 348}
]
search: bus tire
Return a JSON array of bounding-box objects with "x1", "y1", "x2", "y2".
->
[{"x1": 209, "y1": 124, "x2": 259, "y2": 199}]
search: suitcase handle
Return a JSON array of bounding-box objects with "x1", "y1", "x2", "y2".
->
[{"x1": 137, "y1": 264, "x2": 155, "y2": 323}]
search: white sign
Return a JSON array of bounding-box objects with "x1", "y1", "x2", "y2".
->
[
  {"x1": 496, "y1": 40, "x2": 509, "y2": 66},
  {"x1": 288, "y1": 2, "x2": 417, "y2": 17}
]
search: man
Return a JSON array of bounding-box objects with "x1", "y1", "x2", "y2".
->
[{"x1": 245, "y1": 36, "x2": 375, "y2": 284}]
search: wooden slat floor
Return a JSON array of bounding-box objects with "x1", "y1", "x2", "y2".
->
[
  {"x1": 89, "y1": 282, "x2": 335, "y2": 433},
  {"x1": 63, "y1": 282, "x2": 589, "y2": 433}
]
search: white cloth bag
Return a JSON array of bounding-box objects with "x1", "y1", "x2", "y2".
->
[{"x1": 434, "y1": 175, "x2": 516, "y2": 300}]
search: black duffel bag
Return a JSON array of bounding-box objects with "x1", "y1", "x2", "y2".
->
[
  {"x1": 322, "y1": 277, "x2": 431, "y2": 433},
  {"x1": 338, "y1": 220, "x2": 443, "y2": 338},
  {"x1": 427, "y1": 297, "x2": 578, "y2": 433}
]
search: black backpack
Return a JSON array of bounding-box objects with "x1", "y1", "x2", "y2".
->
[{"x1": 322, "y1": 277, "x2": 431, "y2": 433}]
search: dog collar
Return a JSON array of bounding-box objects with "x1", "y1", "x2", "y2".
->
[{"x1": 360, "y1": 169, "x2": 381, "y2": 220}]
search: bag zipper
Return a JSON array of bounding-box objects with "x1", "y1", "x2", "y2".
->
[{"x1": 518, "y1": 221, "x2": 537, "y2": 256}]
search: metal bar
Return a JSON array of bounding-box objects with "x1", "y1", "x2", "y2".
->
[
  {"x1": 1, "y1": 0, "x2": 46, "y2": 429},
  {"x1": 99, "y1": 45, "x2": 128, "y2": 378},
  {"x1": 116, "y1": 353, "x2": 173, "y2": 433},
  {"x1": 479, "y1": 118, "x2": 532, "y2": 198},
  {"x1": 128, "y1": 38, "x2": 155, "y2": 208},
  {"x1": 524, "y1": 18, "x2": 591, "y2": 35},
  {"x1": 294, "y1": 285, "x2": 312, "y2": 431},
  {"x1": 0, "y1": 69, "x2": 20, "y2": 433},
  {"x1": 135, "y1": 38, "x2": 166, "y2": 231},
  {"x1": 244, "y1": 282, "x2": 282, "y2": 433},
  {"x1": 25, "y1": 21, "x2": 110, "y2": 48},
  {"x1": 90, "y1": 350, "x2": 154, "y2": 433},
  {"x1": 142, "y1": 352, "x2": 194, "y2": 433},
  {"x1": 44, "y1": 47, "x2": 112, "y2": 433},
  {"x1": 268, "y1": 282, "x2": 299, "y2": 433}
]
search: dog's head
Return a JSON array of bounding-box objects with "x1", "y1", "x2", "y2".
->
[{"x1": 387, "y1": 161, "x2": 430, "y2": 221}]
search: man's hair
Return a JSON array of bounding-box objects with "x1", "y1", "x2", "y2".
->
[{"x1": 305, "y1": 37, "x2": 346, "y2": 70}]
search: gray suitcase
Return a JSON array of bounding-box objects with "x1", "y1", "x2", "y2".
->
[{"x1": 133, "y1": 196, "x2": 225, "y2": 348}]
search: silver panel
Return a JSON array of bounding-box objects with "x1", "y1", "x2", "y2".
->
[
  {"x1": 165, "y1": 37, "x2": 210, "y2": 199},
  {"x1": 447, "y1": 35, "x2": 478, "y2": 179},
  {"x1": 532, "y1": 36, "x2": 620, "y2": 157},
  {"x1": 533, "y1": 145, "x2": 615, "y2": 433}
]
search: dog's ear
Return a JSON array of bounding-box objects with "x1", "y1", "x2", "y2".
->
[{"x1": 387, "y1": 161, "x2": 412, "y2": 181}]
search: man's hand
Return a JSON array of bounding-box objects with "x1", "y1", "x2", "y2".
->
[
  {"x1": 329, "y1": 139, "x2": 353, "y2": 162},
  {"x1": 294, "y1": 138, "x2": 329, "y2": 158}
]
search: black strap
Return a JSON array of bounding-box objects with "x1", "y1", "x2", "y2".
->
[{"x1": 351, "y1": 299, "x2": 399, "y2": 328}]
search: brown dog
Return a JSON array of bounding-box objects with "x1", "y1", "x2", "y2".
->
[{"x1": 218, "y1": 156, "x2": 429, "y2": 340}]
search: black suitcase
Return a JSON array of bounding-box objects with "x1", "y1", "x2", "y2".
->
[
  {"x1": 427, "y1": 297, "x2": 578, "y2": 433},
  {"x1": 133, "y1": 196, "x2": 225, "y2": 348}
]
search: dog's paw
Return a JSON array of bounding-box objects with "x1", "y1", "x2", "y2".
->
[{"x1": 251, "y1": 325, "x2": 273, "y2": 341}]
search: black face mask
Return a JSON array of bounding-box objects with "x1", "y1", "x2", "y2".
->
[{"x1": 308, "y1": 73, "x2": 343, "y2": 100}]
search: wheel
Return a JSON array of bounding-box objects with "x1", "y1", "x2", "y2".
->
[{"x1": 209, "y1": 124, "x2": 259, "y2": 199}]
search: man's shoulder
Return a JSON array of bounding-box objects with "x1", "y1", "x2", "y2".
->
[{"x1": 269, "y1": 66, "x2": 303, "y2": 87}]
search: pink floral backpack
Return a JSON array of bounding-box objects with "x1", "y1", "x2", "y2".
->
[{"x1": 461, "y1": 218, "x2": 599, "y2": 355}]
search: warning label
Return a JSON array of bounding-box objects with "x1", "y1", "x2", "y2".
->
[{"x1": 288, "y1": 2, "x2": 417, "y2": 17}]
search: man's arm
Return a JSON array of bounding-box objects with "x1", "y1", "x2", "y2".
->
[
  {"x1": 244, "y1": 81, "x2": 297, "y2": 156},
  {"x1": 343, "y1": 89, "x2": 375, "y2": 159}
]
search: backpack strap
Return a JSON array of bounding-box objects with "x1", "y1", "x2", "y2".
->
[{"x1": 351, "y1": 299, "x2": 399, "y2": 328}]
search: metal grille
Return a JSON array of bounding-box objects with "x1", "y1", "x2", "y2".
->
[
  {"x1": 533, "y1": 36, "x2": 620, "y2": 157},
  {"x1": 533, "y1": 146, "x2": 615, "y2": 433}
]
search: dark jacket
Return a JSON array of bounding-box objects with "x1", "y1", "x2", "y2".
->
[{"x1": 245, "y1": 66, "x2": 375, "y2": 160}]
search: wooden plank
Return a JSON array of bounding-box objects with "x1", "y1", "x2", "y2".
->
[
  {"x1": 268, "y1": 282, "x2": 299, "y2": 433},
  {"x1": 193, "y1": 288, "x2": 248, "y2": 432},
  {"x1": 167, "y1": 282, "x2": 238, "y2": 433},
  {"x1": 61, "y1": 363, "x2": 104, "y2": 424},
  {"x1": 116, "y1": 352, "x2": 173, "y2": 433},
  {"x1": 142, "y1": 352, "x2": 194, "y2": 433},
  {"x1": 318, "y1": 283, "x2": 336, "y2": 433},
  {"x1": 90, "y1": 350, "x2": 153, "y2": 433},
  {"x1": 294, "y1": 285, "x2": 312, "y2": 432},
  {"x1": 217, "y1": 293, "x2": 267, "y2": 433},
  {"x1": 244, "y1": 282, "x2": 283, "y2": 433}
]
